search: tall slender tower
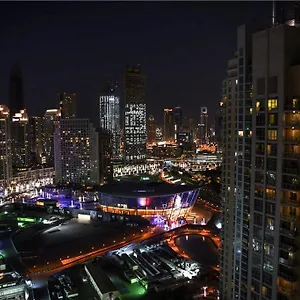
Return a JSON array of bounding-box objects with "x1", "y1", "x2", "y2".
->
[
  {"x1": 163, "y1": 108, "x2": 174, "y2": 142},
  {"x1": 9, "y1": 65, "x2": 24, "y2": 116},
  {"x1": 147, "y1": 115, "x2": 156, "y2": 144},
  {"x1": 99, "y1": 82, "x2": 121, "y2": 160},
  {"x1": 124, "y1": 66, "x2": 147, "y2": 163},
  {"x1": 0, "y1": 105, "x2": 12, "y2": 183}
]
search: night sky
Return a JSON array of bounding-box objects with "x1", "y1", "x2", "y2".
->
[{"x1": 0, "y1": 1, "x2": 272, "y2": 126}]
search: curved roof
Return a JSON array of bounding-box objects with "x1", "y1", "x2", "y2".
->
[{"x1": 98, "y1": 182, "x2": 198, "y2": 198}]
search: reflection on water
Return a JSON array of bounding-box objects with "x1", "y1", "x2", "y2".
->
[{"x1": 175, "y1": 234, "x2": 218, "y2": 266}]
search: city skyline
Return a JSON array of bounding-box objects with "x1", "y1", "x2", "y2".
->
[{"x1": 0, "y1": 2, "x2": 272, "y2": 125}]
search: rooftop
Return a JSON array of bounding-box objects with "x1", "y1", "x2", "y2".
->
[{"x1": 98, "y1": 182, "x2": 198, "y2": 197}]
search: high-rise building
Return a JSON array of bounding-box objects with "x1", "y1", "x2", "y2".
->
[
  {"x1": 273, "y1": 1, "x2": 300, "y2": 27},
  {"x1": 163, "y1": 108, "x2": 174, "y2": 142},
  {"x1": 11, "y1": 110, "x2": 29, "y2": 169},
  {"x1": 174, "y1": 106, "x2": 183, "y2": 142},
  {"x1": 9, "y1": 65, "x2": 24, "y2": 117},
  {"x1": 147, "y1": 115, "x2": 156, "y2": 144},
  {"x1": 43, "y1": 109, "x2": 61, "y2": 166},
  {"x1": 97, "y1": 129, "x2": 112, "y2": 184},
  {"x1": 28, "y1": 116, "x2": 44, "y2": 165},
  {"x1": 198, "y1": 107, "x2": 208, "y2": 144},
  {"x1": 0, "y1": 105, "x2": 12, "y2": 182},
  {"x1": 58, "y1": 92, "x2": 76, "y2": 119},
  {"x1": 124, "y1": 66, "x2": 147, "y2": 163},
  {"x1": 54, "y1": 119, "x2": 100, "y2": 185},
  {"x1": 155, "y1": 126, "x2": 163, "y2": 142},
  {"x1": 247, "y1": 24, "x2": 300, "y2": 300},
  {"x1": 99, "y1": 83, "x2": 121, "y2": 159},
  {"x1": 221, "y1": 23, "x2": 300, "y2": 300}
]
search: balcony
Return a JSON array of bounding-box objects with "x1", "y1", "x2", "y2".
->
[
  {"x1": 277, "y1": 285, "x2": 297, "y2": 297},
  {"x1": 280, "y1": 228, "x2": 298, "y2": 238},
  {"x1": 279, "y1": 257, "x2": 295, "y2": 267},
  {"x1": 281, "y1": 198, "x2": 300, "y2": 207},
  {"x1": 279, "y1": 243, "x2": 298, "y2": 253},
  {"x1": 284, "y1": 152, "x2": 300, "y2": 159},
  {"x1": 281, "y1": 213, "x2": 300, "y2": 222},
  {"x1": 284, "y1": 136, "x2": 300, "y2": 143},
  {"x1": 285, "y1": 120, "x2": 300, "y2": 128}
]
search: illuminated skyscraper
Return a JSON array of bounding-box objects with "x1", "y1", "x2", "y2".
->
[
  {"x1": 273, "y1": 1, "x2": 300, "y2": 27},
  {"x1": 43, "y1": 109, "x2": 61, "y2": 166},
  {"x1": 54, "y1": 119, "x2": 100, "y2": 184},
  {"x1": 124, "y1": 66, "x2": 147, "y2": 163},
  {"x1": 99, "y1": 83, "x2": 121, "y2": 159},
  {"x1": 163, "y1": 108, "x2": 174, "y2": 142},
  {"x1": 173, "y1": 106, "x2": 183, "y2": 142},
  {"x1": 11, "y1": 109, "x2": 29, "y2": 169},
  {"x1": 147, "y1": 115, "x2": 156, "y2": 144},
  {"x1": 0, "y1": 105, "x2": 12, "y2": 182},
  {"x1": 58, "y1": 92, "x2": 76, "y2": 119},
  {"x1": 198, "y1": 107, "x2": 208, "y2": 143},
  {"x1": 9, "y1": 65, "x2": 24, "y2": 116}
]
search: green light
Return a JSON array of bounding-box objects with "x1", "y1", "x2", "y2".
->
[{"x1": 17, "y1": 217, "x2": 36, "y2": 223}]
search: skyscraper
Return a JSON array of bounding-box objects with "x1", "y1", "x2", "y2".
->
[
  {"x1": 221, "y1": 23, "x2": 300, "y2": 300},
  {"x1": 58, "y1": 92, "x2": 76, "y2": 119},
  {"x1": 248, "y1": 24, "x2": 300, "y2": 300},
  {"x1": 99, "y1": 82, "x2": 121, "y2": 160},
  {"x1": 124, "y1": 66, "x2": 147, "y2": 163},
  {"x1": 54, "y1": 119, "x2": 100, "y2": 185},
  {"x1": 198, "y1": 107, "x2": 208, "y2": 143},
  {"x1": 28, "y1": 116, "x2": 44, "y2": 165},
  {"x1": 273, "y1": 1, "x2": 300, "y2": 27},
  {"x1": 163, "y1": 108, "x2": 174, "y2": 142},
  {"x1": 9, "y1": 65, "x2": 24, "y2": 116},
  {"x1": 0, "y1": 105, "x2": 12, "y2": 182},
  {"x1": 173, "y1": 106, "x2": 183, "y2": 142},
  {"x1": 43, "y1": 109, "x2": 61, "y2": 166},
  {"x1": 147, "y1": 115, "x2": 156, "y2": 144},
  {"x1": 11, "y1": 109, "x2": 29, "y2": 169}
]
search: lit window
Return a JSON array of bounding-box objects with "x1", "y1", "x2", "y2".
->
[
  {"x1": 268, "y1": 98, "x2": 278, "y2": 110},
  {"x1": 268, "y1": 130, "x2": 277, "y2": 141}
]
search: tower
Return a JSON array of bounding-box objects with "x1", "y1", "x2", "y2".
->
[
  {"x1": 163, "y1": 108, "x2": 174, "y2": 142},
  {"x1": 124, "y1": 66, "x2": 147, "y2": 163},
  {"x1": 58, "y1": 92, "x2": 76, "y2": 119}
]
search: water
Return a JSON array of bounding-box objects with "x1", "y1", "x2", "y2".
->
[{"x1": 175, "y1": 234, "x2": 218, "y2": 267}]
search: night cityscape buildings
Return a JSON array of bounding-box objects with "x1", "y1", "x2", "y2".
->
[
  {"x1": 198, "y1": 107, "x2": 208, "y2": 144},
  {"x1": 99, "y1": 82, "x2": 121, "y2": 160},
  {"x1": 147, "y1": 115, "x2": 156, "y2": 144},
  {"x1": 163, "y1": 108, "x2": 175, "y2": 142},
  {"x1": 0, "y1": 105, "x2": 12, "y2": 182},
  {"x1": 124, "y1": 66, "x2": 147, "y2": 163},
  {"x1": 58, "y1": 92, "x2": 76, "y2": 119},
  {"x1": 54, "y1": 118, "x2": 100, "y2": 184}
]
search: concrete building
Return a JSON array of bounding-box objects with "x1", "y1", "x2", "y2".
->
[
  {"x1": 174, "y1": 106, "x2": 183, "y2": 142},
  {"x1": 0, "y1": 105, "x2": 12, "y2": 183},
  {"x1": 124, "y1": 66, "x2": 147, "y2": 163},
  {"x1": 163, "y1": 108, "x2": 174, "y2": 142},
  {"x1": 43, "y1": 109, "x2": 61, "y2": 166},
  {"x1": 11, "y1": 109, "x2": 29, "y2": 170},
  {"x1": 99, "y1": 83, "x2": 121, "y2": 159},
  {"x1": 147, "y1": 115, "x2": 156, "y2": 144},
  {"x1": 58, "y1": 92, "x2": 76, "y2": 119},
  {"x1": 54, "y1": 119, "x2": 99, "y2": 185}
]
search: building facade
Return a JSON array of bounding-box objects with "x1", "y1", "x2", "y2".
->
[
  {"x1": 163, "y1": 108, "x2": 174, "y2": 142},
  {"x1": 147, "y1": 115, "x2": 156, "y2": 144},
  {"x1": 0, "y1": 105, "x2": 12, "y2": 183},
  {"x1": 54, "y1": 119, "x2": 99, "y2": 185},
  {"x1": 198, "y1": 107, "x2": 208, "y2": 144},
  {"x1": 174, "y1": 106, "x2": 183, "y2": 142},
  {"x1": 28, "y1": 116, "x2": 44, "y2": 165},
  {"x1": 124, "y1": 66, "x2": 147, "y2": 163},
  {"x1": 11, "y1": 110, "x2": 29, "y2": 170},
  {"x1": 43, "y1": 109, "x2": 61, "y2": 166},
  {"x1": 58, "y1": 92, "x2": 76, "y2": 119},
  {"x1": 99, "y1": 84, "x2": 121, "y2": 159}
]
